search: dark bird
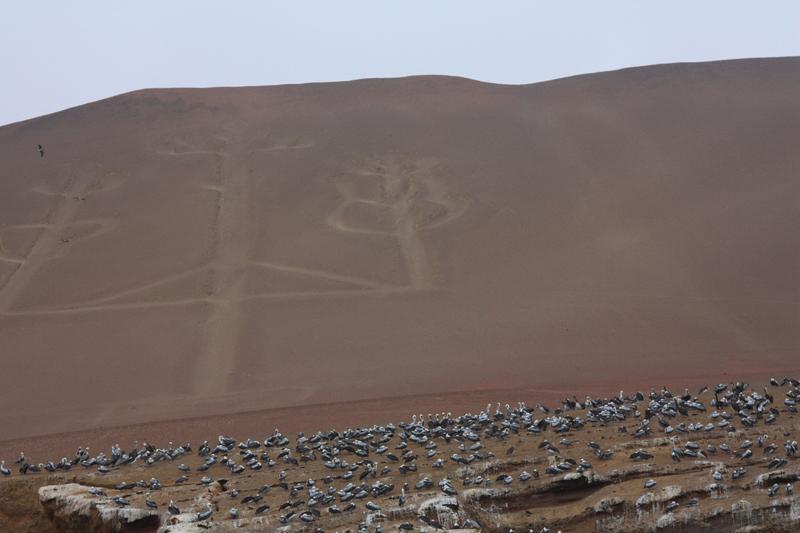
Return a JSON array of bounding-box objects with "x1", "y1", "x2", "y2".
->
[
  {"x1": 37, "y1": 145, "x2": 44, "y2": 158},
  {"x1": 113, "y1": 496, "x2": 129, "y2": 507}
]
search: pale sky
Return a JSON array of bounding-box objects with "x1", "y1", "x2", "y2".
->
[{"x1": 1, "y1": 1, "x2": 799, "y2": 126}]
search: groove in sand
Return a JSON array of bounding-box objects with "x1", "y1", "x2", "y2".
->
[
  {"x1": 0, "y1": 172, "x2": 93, "y2": 313},
  {"x1": 191, "y1": 143, "x2": 252, "y2": 398}
]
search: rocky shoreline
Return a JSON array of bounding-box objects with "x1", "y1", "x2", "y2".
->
[{"x1": 1, "y1": 378, "x2": 798, "y2": 532}]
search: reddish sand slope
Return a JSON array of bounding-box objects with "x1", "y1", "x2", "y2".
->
[{"x1": 0, "y1": 58, "x2": 798, "y2": 445}]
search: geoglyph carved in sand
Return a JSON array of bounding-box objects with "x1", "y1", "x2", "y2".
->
[
  {"x1": 0, "y1": 135, "x2": 468, "y2": 399},
  {"x1": 0, "y1": 163, "x2": 122, "y2": 315}
]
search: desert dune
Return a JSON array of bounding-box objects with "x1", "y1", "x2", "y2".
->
[{"x1": 0, "y1": 57, "x2": 798, "y2": 451}]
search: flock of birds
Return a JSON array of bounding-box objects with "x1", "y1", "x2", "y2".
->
[{"x1": 3, "y1": 377, "x2": 799, "y2": 532}]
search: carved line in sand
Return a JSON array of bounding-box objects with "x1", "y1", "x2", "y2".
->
[
  {"x1": 327, "y1": 159, "x2": 469, "y2": 290},
  {"x1": 152, "y1": 133, "x2": 313, "y2": 157},
  {"x1": 0, "y1": 232, "x2": 25, "y2": 264},
  {"x1": 0, "y1": 140, "x2": 468, "y2": 403},
  {"x1": 0, "y1": 164, "x2": 125, "y2": 314},
  {"x1": 4, "y1": 141, "x2": 468, "y2": 316}
]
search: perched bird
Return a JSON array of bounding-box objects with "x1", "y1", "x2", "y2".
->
[
  {"x1": 665, "y1": 500, "x2": 679, "y2": 512},
  {"x1": 37, "y1": 144, "x2": 44, "y2": 158},
  {"x1": 113, "y1": 496, "x2": 130, "y2": 507},
  {"x1": 3, "y1": 377, "x2": 793, "y2": 533}
]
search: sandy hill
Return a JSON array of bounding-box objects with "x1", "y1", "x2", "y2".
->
[{"x1": 0, "y1": 57, "x2": 798, "y2": 444}]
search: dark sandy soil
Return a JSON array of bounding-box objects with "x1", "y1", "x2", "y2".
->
[{"x1": 0, "y1": 57, "x2": 799, "y2": 455}]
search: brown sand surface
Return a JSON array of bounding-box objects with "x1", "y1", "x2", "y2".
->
[{"x1": 0, "y1": 57, "x2": 799, "y2": 452}]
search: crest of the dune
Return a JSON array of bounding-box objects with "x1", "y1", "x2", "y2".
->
[{"x1": 0, "y1": 57, "x2": 799, "y2": 442}]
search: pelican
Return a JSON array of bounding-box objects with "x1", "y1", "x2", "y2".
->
[
  {"x1": 0, "y1": 461, "x2": 10, "y2": 476},
  {"x1": 113, "y1": 496, "x2": 130, "y2": 507}
]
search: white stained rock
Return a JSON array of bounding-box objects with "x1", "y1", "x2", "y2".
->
[
  {"x1": 39, "y1": 483, "x2": 159, "y2": 531},
  {"x1": 636, "y1": 486, "x2": 683, "y2": 508},
  {"x1": 731, "y1": 499, "x2": 753, "y2": 518},
  {"x1": 594, "y1": 496, "x2": 623, "y2": 513},
  {"x1": 39, "y1": 484, "x2": 96, "y2": 518}
]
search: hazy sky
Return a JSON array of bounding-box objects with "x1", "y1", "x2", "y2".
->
[{"x1": 2, "y1": 1, "x2": 799, "y2": 125}]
